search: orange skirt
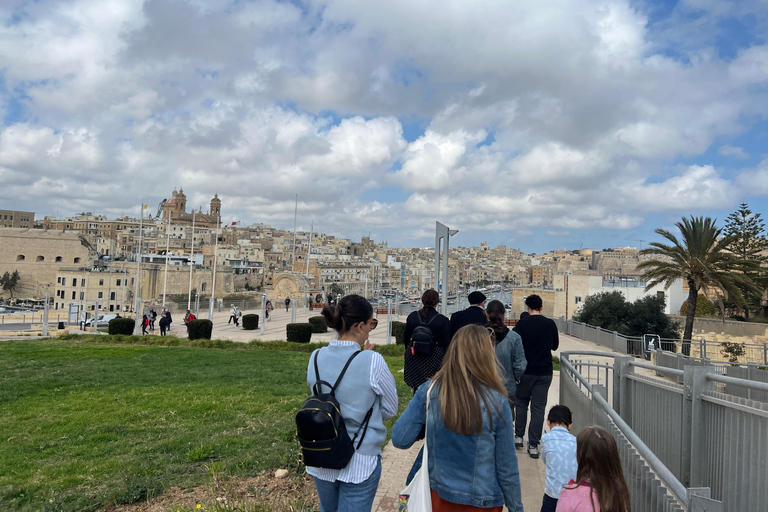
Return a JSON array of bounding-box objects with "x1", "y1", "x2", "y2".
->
[{"x1": 430, "y1": 490, "x2": 504, "y2": 512}]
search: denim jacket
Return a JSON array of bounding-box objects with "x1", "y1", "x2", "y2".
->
[{"x1": 392, "y1": 380, "x2": 524, "y2": 511}]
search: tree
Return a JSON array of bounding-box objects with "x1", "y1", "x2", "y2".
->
[
  {"x1": 679, "y1": 294, "x2": 717, "y2": 317},
  {"x1": 0, "y1": 270, "x2": 21, "y2": 298},
  {"x1": 573, "y1": 291, "x2": 628, "y2": 332},
  {"x1": 723, "y1": 203, "x2": 768, "y2": 319},
  {"x1": 573, "y1": 291, "x2": 679, "y2": 339},
  {"x1": 637, "y1": 216, "x2": 759, "y2": 355}
]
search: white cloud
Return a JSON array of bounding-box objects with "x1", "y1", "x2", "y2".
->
[{"x1": 719, "y1": 144, "x2": 749, "y2": 159}]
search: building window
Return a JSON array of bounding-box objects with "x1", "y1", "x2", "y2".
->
[
  {"x1": 131, "y1": 278, "x2": 134, "y2": 285},
  {"x1": 81, "y1": 280, "x2": 85, "y2": 287},
  {"x1": 73, "y1": 278, "x2": 77, "y2": 286},
  {"x1": 80, "y1": 292, "x2": 84, "y2": 300},
  {"x1": 74, "y1": 257, "x2": 81, "y2": 263},
  {"x1": 116, "y1": 279, "x2": 121, "y2": 286},
  {"x1": 98, "y1": 292, "x2": 103, "y2": 299},
  {"x1": 55, "y1": 256, "x2": 63, "y2": 263},
  {"x1": 57, "y1": 277, "x2": 61, "y2": 284},
  {"x1": 72, "y1": 291, "x2": 76, "y2": 300},
  {"x1": 110, "y1": 292, "x2": 115, "y2": 300},
  {"x1": 575, "y1": 296, "x2": 582, "y2": 303},
  {"x1": 36, "y1": 255, "x2": 44, "y2": 262},
  {"x1": 16, "y1": 255, "x2": 24, "y2": 261},
  {"x1": 99, "y1": 279, "x2": 104, "y2": 286}
]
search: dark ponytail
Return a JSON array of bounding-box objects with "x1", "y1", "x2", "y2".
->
[
  {"x1": 420, "y1": 289, "x2": 439, "y2": 318},
  {"x1": 486, "y1": 300, "x2": 507, "y2": 343},
  {"x1": 322, "y1": 294, "x2": 373, "y2": 334}
]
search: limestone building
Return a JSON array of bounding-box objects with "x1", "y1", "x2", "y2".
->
[
  {"x1": 0, "y1": 210, "x2": 34, "y2": 229},
  {"x1": 161, "y1": 189, "x2": 221, "y2": 229}
]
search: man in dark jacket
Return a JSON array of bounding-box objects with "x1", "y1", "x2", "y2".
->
[
  {"x1": 512, "y1": 294, "x2": 559, "y2": 459},
  {"x1": 449, "y1": 291, "x2": 488, "y2": 337}
]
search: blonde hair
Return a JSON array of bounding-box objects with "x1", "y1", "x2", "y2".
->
[{"x1": 432, "y1": 324, "x2": 508, "y2": 435}]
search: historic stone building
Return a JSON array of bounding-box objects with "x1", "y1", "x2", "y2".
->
[
  {"x1": 0, "y1": 228, "x2": 90, "y2": 299},
  {"x1": 0, "y1": 210, "x2": 34, "y2": 229},
  {"x1": 161, "y1": 188, "x2": 221, "y2": 229}
]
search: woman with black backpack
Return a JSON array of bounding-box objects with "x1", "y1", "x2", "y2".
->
[
  {"x1": 303, "y1": 295, "x2": 398, "y2": 512},
  {"x1": 403, "y1": 289, "x2": 451, "y2": 393}
]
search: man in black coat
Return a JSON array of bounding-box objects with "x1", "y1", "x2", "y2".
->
[{"x1": 450, "y1": 291, "x2": 488, "y2": 337}]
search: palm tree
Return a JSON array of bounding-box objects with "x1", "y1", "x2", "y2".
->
[{"x1": 637, "y1": 216, "x2": 759, "y2": 355}]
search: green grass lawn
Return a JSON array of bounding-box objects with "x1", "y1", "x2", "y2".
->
[{"x1": 0, "y1": 338, "x2": 409, "y2": 511}]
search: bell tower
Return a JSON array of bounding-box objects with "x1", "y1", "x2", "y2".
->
[{"x1": 210, "y1": 193, "x2": 221, "y2": 224}]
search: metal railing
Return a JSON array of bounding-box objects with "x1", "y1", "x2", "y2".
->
[{"x1": 562, "y1": 350, "x2": 768, "y2": 511}]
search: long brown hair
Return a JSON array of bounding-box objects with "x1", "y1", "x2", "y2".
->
[
  {"x1": 420, "y1": 289, "x2": 439, "y2": 318},
  {"x1": 571, "y1": 426, "x2": 631, "y2": 512},
  {"x1": 432, "y1": 324, "x2": 507, "y2": 435},
  {"x1": 485, "y1": 300, "x2": 507, "y2": 343}
]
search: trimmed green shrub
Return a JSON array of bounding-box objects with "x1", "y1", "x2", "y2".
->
[
  {"x1": 242, "y1": 314, "x2": 259, "y2": 330},
  {"x1": 391, "y1": 321, "x2": 406, "y2": 345},
  {"x1": 108, "y1": 318, "x2": 135, "y2": 335},
  {"x1": 187, "y1": 319, "x2": 213, "y2": 340},
  {"x1": 308, "y1": 316, "x2": 327, "y2": 333},
  {"x1": 286, "y1": 323, "x2": 313, "y2": 343}
]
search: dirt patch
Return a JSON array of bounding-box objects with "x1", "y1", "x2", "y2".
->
[{"x1": 106, "y1": 472, "x2": 319, "y2": 512}]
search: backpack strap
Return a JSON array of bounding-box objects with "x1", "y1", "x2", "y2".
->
[{"x1": 312, "y1": 349, "x2": 361, "y2": 396}]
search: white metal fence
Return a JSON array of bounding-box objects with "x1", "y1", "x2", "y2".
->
[{"x1": 562, "y1": 350, "x2": 768, "y2": 511}]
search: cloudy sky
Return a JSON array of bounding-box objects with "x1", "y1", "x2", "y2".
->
[{"x1": 2, "y1": 0, "x2": 768, "y2": 253}]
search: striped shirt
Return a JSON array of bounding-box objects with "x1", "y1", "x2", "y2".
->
[{"x1": 306, "y1": 340, "x2": 399, "y2": 484}]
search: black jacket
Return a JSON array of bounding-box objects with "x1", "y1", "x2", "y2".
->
[
  {"x1": 450, "y1": 305, "x2": 488, "y2": 337},
  {"x1": 513, "y1": 314, "x2": 559, "y2": 376},
  {"x1": 403, "y1": 308, "x2": 451, "y2": 348}
]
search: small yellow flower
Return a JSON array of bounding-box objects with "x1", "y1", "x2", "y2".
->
[{"x1": 197, "y1": 505, "x2": 202, "y2": 510}]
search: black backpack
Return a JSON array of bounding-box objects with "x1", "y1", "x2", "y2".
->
[
  {"x1": 410, "y1": 312, "x2": 437, "y2": 356},
  {"x1": 296, "y1": 351, "x2": 374, "y2": 469}
]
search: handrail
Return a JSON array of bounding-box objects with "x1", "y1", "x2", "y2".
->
[
  {"x1": 629, "y1": 360, "x2": 685, "y2": 377},
  {"x1": 706, "y1": 372, "x2": 768, "y2": 392}
]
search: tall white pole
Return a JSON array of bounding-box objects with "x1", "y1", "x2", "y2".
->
[
  {"x1": 162, "y1": 214, "x2": 170, "y2": 307},
  {"x1": 211, "y1": 215, "x2": 220, "y2": 302},
  {"x1": 291, "y1": 194, "x2": 298, "y2": 270},
  {"x1": 132, "y1": 200, "x2": 144, "y2": 335},
  {"x1": 305, "y1": 221, "x2": 313, "y2": 276},
  {"x1": 187, "y1": 211, "x2": 196, "y2": 310}
]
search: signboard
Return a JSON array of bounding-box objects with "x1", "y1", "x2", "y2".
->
[{"x1": 68, "y1": 303, "x2": 79, "y2": 324}]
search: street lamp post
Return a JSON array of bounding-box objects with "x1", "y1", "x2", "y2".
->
[{"x1": 434, "y1": 222, "x2": 458, "y2": 316}]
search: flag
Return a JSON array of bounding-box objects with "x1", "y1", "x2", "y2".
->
[
  {"x1": 231, "y1": 221, "x2": 237, "y2": 226},
  {"x1": 142, "y1": 204, "x2": 148, "y2": 209}
]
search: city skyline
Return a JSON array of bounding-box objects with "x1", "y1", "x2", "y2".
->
[{"x1": 2, "y1": 1, "x2": 768, "y2": 253}]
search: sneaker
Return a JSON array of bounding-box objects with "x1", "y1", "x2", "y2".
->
[
  {"x1": 528, "y1": 444, "x2": 539, "y2": 459},
  {"x1": 514, "y1": 436, "x2": 524, "y2": 449}
]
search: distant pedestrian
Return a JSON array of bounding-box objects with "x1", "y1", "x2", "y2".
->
[
  {"x1": 228, "y1": 304, "x2": 236, "y2": 324},
  {"x1": 235, "y1": 307, "x2": 242, "y2": 327},
  {"x1": 540, "y1": 405, "x2": 577, "y2": 512},
  {"x1": 285, "y1": 296, "x2": 291, "y2": 312},
  {"x1": 141, "y1": 315, "x2": 149, "y2": 335},
  {"x1": 149, "y1": 309, "x2": 157, "y2": 330},
  {"x1": 159, "y1": 315, "x2": 169, "y2": 336},
  {"x1": 308, "y1": 295, "x2": 314, "y2": 311},
  {"x1": 184, "y1": 310, "x2": 196, "y2": 325},
  {"x1": 165, "y1": 310, "x2": 173, "y2": 332},
  {"x1": 265, "y1": 300, "x2": 273, "y2": 321},
  {"x1": 315, "y1": 293, "x2": 322, "y2": 304}
]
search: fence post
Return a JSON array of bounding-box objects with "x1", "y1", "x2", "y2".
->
[
  {"x1": 764, "y1": 344, "x2": 767, "y2": 366},
  {"x1": 591, "y1": 384, "x2": 607, "y2": 424},
  {"x1": 701, "y1": 338, "x2": 707, "y2": 360},
  {"x1": 613, "y1": 356, "x2": 633, "y2": 425},
  {"x1": 683, "y1": 365, "x2": 717, "y2": 488}
]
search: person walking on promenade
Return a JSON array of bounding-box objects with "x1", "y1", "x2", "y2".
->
[
  {"x1": 265, "y1": 300, "x2": 273, "y2": 321},
  {"x1": 149, "y1": 309, "x2": 157, "y2": 330},
  {"x1": 403, "y1": 289, "x2": 451, "y2": 393},
  {"x1": 228, "y1": 304, "x2": 236, "y2": 324},
  {"x1": 486, "y1": 300, "x2": 527, "y2": 417},
  {"x1": 513, "y1": 294, "x2": 559, "y2": 459},
  {"x1": 285, "y1": 296, "x2": 291, "y2": 312},
  {"x1": 306, "y1": 295, "x2": 398, "y2": 512},
  {"x1": 392, "y1": 324, "x2": 524, "y2": 512},
  {"x1": 141, "y1": 314, "x2": 149, "y2": 335},
  {"x1": 309, "y1": 294, "x2": 314, "y2": 311},
  {"x1": 556, "y1": 426, "x2": 631, "y2": 512},
  {"x1": 159, "y1": 314, "x2": 169, "y2": 336},
  {"x1": 450, "y1": 291, "x2": 488, "y2": 337},
  {"x1": 165, "y1": 310, "x2": 173, "y2": 332},
  {"x1": 235, "y1": 306, "x2": 242, "y2": 327}
]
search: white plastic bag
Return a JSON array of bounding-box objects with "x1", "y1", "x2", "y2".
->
[{"x1": 398, "y1": 383, "x2": 434, "y2": 512}]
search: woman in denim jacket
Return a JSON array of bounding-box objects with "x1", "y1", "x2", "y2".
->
[{"x1": 392, "y1": 324, "x2": 524, "y2": 512}]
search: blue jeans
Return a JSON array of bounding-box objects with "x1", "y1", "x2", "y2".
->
[
  {"x1": 313, "y1": 458, "x2": 382, "y2": 512},
  {"x1": 541, "y1": 493, "x2": 558, "y2": 512}
]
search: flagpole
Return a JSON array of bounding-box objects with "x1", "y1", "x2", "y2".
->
[
  {"x1": 305, "y1": 221, "x2": 312, "y2": 277},
  {"x1": 162, "y1": 213, "x2": 170, "y2": 307},
  {"x1": 291, "y1": 194, "x2": 298, "y2": 270},
  {"x1": 211, "y1": 215, "x2": 220, "y2": 305},
  {"x1": 132, "y1": 199, "x2": 144, "y2": 335},
  {"x1": 187, "y1": 210, "x2": 196, "y2": 310}
]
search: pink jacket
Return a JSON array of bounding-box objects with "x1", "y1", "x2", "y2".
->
[{"x1": 556, "y1": 482, "x2": 600, "y2": 512}]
